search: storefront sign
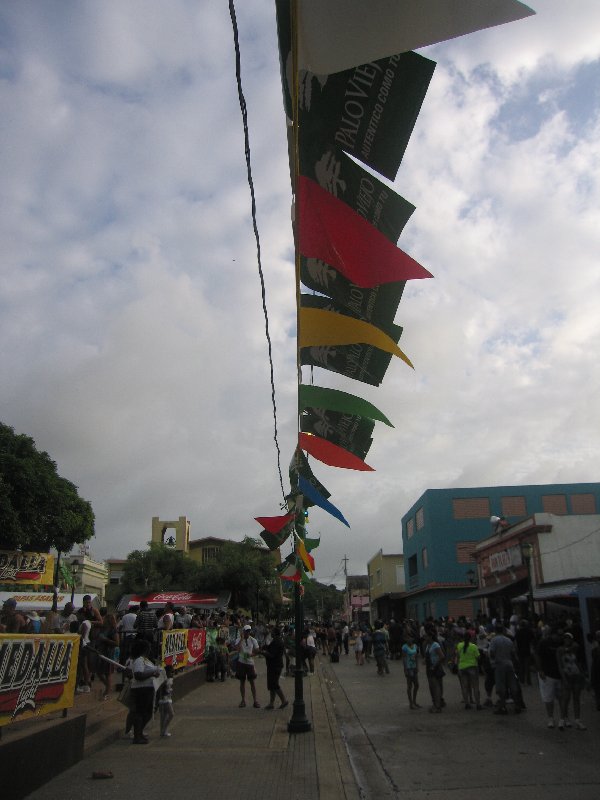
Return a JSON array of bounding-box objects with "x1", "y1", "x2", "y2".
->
[
  {"x1": 489, "y1": 546, "x2": 523, "y2": 573},
  {"x1": 0, "y1": 551, "x2": 54, "y2": 585},
  {"x1": 0, "y1": 634, "x2": 79, "y2": 726},
  {"x1": 161, "y1": 629, "x2": 189, "y2": 669}
]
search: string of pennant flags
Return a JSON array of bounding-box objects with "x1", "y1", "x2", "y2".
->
[{"x1": 253, "y1": 1, "x2": 535, "y2": 583}]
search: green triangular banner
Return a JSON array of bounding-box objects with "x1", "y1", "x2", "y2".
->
[{"x1": 298, "y1": 384, "x2": 393, "y2": 427}]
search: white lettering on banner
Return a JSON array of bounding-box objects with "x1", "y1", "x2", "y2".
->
[
  {"x1": 150, "y1": 593, "x2": 218, "y2": 604},
  {"x1": 0, "y1": 553, "x2": 48, "y2": 581},
  {"x1": 334, "y1": 61, "x2": 384, "y2": 151},
  {"x1": 163, "y1": 632, "x2": 187, "y2": 658},
  {"x1": 489, "y1": 550, "x2": 512, "y2": 572},
  {"x1": 0, "y1": 638, "x2": 73, "y2": 718}
]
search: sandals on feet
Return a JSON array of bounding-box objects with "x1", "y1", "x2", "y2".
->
[{"x1": 239, "y1": 701, "x2": 246, "y2": 708}]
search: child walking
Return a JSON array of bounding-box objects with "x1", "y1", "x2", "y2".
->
[{"x1": 158, "y1": 666, "x2": 174, "y2": 737}]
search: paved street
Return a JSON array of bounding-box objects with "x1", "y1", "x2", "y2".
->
[
  {"x1": 321, "y1": 650, "x2": 600, "y2": 799},
  {"x1": 20, "y1": 649, "x2": 600, "y2": 800}
]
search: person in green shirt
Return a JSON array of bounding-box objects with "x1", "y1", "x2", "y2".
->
[{"x1": 456, "y1": 631, "x2": 482, "y2": 709}]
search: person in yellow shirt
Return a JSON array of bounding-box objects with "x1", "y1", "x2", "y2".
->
[{"x1": 456, "y1": 631, "x2": 482, "y2": 710}]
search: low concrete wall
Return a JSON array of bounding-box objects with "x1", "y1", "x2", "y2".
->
[
  {"x1": 0, "y1": 713, "x2": 86, "y2": 799},
  {"x1": 173, "y1": 662, "x2": 207, "y2": 702}
]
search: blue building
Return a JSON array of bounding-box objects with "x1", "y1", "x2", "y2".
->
[{"x1": 401, "y1": 482, "x2": 600, "y2": 621}]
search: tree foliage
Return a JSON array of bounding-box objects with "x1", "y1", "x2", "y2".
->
[
  {"x1": 121, "y1": 542, "x2": 203, "y2": 593},
  {"x1": 301, "y1": 579, "x2": 345, "y2": 621},
  {"x1": 121, "y1": 537, "x2": 279, "y2": 614},
  {"x1": 0, "y1": 422, "x2": 94, "y2": 552}
]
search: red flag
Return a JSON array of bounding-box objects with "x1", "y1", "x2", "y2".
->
[
  {"x1": 254, "y1": 512, "x2": 294, "y2": 533},
  {"x1": 298, "y1": 175, "x2": 432, "y2": 288},
  {"x1": 299, "y1": 432, "x2": 374, "y2": 472}
]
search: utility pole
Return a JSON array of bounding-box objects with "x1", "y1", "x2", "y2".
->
[{"x1": 343, "y1": 554, "x2": 349, "y2": 623}]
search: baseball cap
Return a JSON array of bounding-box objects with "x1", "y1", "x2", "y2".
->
[{"x1": 243, "y1": 624, "x2": 252, "y2": 631}]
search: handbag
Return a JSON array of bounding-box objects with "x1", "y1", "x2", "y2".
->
[{"x1": 117, "y1": 679, "x2": 132, "y2": 708}]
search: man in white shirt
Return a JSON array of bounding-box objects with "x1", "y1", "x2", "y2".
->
[
  {"x1": 118, "y1": 605, "x2": 139, "y2": 664},
  {"x1": 236, "y1": 624, "x2": 260, "y2": 708}
]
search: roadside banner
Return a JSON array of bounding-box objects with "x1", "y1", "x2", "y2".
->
[
  {"x1": 0, "y1": 633, "x2": 80, "y2": 726},
  {"x1": 161, "y1": 629, "x2": 189, "y2": 670},
  {"x1": 186, "y1": 628, "x2": 207, "y2": 666},
  {"x1": 0, "y1": 551, "x2": 54, "y2": 585}
]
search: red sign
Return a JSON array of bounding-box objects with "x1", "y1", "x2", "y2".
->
[{"x1": 186, "y1": 629, "x2": 207, "y2": 665}]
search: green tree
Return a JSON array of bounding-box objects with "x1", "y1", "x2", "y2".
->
[
  {"x1": 121, "y1": 542, "x2": 204, "y2": 593},
  {"x1": 302, "y1": 579, "x2": 344, "y2": 621},
  {"x1": 0, "y1": 422, "x2": 94, "y2": 552},
  {"x1": 202, "y1": 537, "x2": 275, "y2": 611}
]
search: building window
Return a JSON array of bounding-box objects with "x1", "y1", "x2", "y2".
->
[
  {"x1": 501, "y1": 496, "x2": 527, "y2": 517},
  {"x1": 408, "y1": 554, "x2": 418, "y2": 577},
  {"x1": 416, "y1": 507, "x2": 425, "y2": 530},
  {"x1": 376, "y1": 568, "x2": 382, "y2": 585},
  {"x1": 422, "y1": 547, "x2": 428, "y2": 569},
  {"x1": 109, "y1": 577, "x2": 121, "y2": 585},
  {"x1": 406, "y1": 518, "x2": 414, "y2": 539},
  {"x1": 202, "y1": 546, "x2": 219, "y2": 564},
  {"x1": 570, "y1": 493, "x2": 596, "y2": 514},
  {"x1": 395, "y1": 565, "x2": 404, "y2": 586},
  {"x1": 452, "y1": 497, "x2": 491, "y2": 519},
  {"x1": 456, "y1": 541, "x2": 477, "y2": 564},
  {"x1": 542, "y1": 494, "x2": 567, "y2": 515}
]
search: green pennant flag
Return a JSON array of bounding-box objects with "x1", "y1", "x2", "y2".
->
[
  {"x1": 299, "y1": 384, "x2": 393, "y2": 427},
  {"x1": 259, "y1": 527, "x2": 292, "y2": 552},
  {"x1": 304, "y1": 536, "x2": 320, "y2": 552}
]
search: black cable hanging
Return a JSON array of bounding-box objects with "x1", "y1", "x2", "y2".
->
[{"x1": 229, "y1": 0, "x2": 285, "y2": 500}]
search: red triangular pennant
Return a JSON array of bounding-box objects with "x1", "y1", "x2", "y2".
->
[
  {"x1": 298, "y1": 175, "x2": 432, "y2": 288},
  {"x1": 299, "y1": 432, "x2": 374, "y2": 471},
  {"x1": 254, "y1": 512, "x2": 294, "y2": 533}
]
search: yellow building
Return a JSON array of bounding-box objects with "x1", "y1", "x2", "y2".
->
[
  {"x1": 64, "y1": 551, "x2": 108, "y2": 605},
  {"x1": 368, "y1": 549, "x2": 405, "y2": 623}
]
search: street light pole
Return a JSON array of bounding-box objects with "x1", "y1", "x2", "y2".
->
[{"x1": 520, "y1": 542, "x2": 535, "y2": 621}]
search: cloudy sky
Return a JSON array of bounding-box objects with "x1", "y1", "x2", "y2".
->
[{"x1": 2, "y1": 2, "x2": 599, "y2": 589}]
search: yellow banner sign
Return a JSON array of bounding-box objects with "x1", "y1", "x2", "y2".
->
[
  {"x1": 0, "y1": 551, "x2": 55, "y2": 585},
  {"x1": 161, "y1": 629, "x2": 189, "y2": 670},
  {"x1": 0, "y1": 634, "x2": 80, "y2": 727}
]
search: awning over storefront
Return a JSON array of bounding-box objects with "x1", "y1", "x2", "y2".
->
[
  {"x1": 462, "y1": 578, "x2": 527, "y2": 600},
  {"x1": 117, "y1": 590, "x2": 231, "y2": 612},
  {"x1": 533, "y1": 583, "x2": 580, "y2": 601}
]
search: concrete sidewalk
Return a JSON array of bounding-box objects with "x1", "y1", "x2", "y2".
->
[{"x1": 22, "y1": 656, "x2": 360, "y2": 800}]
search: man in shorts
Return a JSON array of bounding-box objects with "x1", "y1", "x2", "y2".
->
[
  {"x1": 236, "y1": 624, "x2": 260, "y2": 708},
  {"x1": 536, "y1": 627, "x2": 563, "y2": 728}
]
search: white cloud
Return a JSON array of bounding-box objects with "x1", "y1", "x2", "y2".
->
[{"x1": 1, "y1": 1, "x2": 599, "y2": 589}]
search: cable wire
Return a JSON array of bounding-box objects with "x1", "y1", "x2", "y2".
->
[{"x1": 229, "y1": 0, "x2": 285, "y2": 500}]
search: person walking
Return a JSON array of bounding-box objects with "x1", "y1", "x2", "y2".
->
[
  {"x1": 354, "y1": 626, "x2": 364, "y2": 665},
  {"x1": 535, "y1": 626, "x2": 563, "y2": 728},
  {"x1": 262, "y1": 627, "x2": 288, "y2": 710},
  {"x1": 489, "y1": 623, "x2": 522, "y2": 715},
  {"x1": 556, "y1": 631, "x2": 587, "y2": 730},
  {"x1": 130, "y1": 639, "x2": 161, "y2": 744},
  {"x1": 424, "y1": 628, "x2": 445, "y2": 713},
  {"x1": 373, "y1": 621, "x2": 390, "y2": 676}
]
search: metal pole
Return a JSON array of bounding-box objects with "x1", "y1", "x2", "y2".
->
[
  {"x1": 525, "y1": 555, "x2": 534, "y2": 621},
  {"x1": 287, "y1": 580, "x2": 311, "y2": 733}
]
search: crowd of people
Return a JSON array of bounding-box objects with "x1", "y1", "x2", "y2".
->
[
  {"x1": 337, "y1": 613, "x2": 600, "y2": 731},
  {"x1": 4, "y1": 595, "x2": 600, "y2": 739}
]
